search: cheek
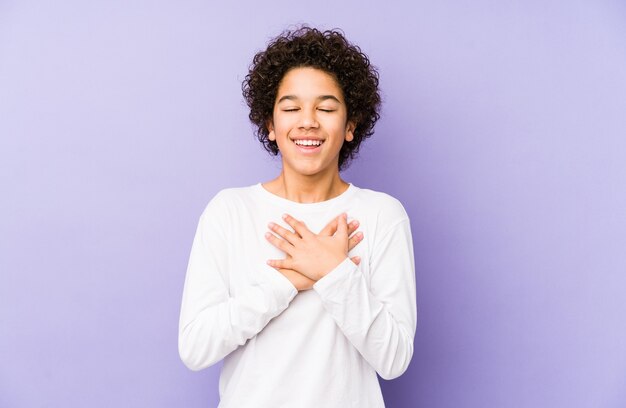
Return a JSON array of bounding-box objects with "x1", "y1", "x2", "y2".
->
[
  {"x1": 328, "y1": 122, "x2": 349, "y2": 138},
  {"x1": 272, "y1": 127, "x2": 289, "y2": 145},
  {"x1": 272, "y1": 116, "x2": 293, "y2": 135},
  {"x1": 272, "y1": 122, "x2": 292, "y2": 149}
]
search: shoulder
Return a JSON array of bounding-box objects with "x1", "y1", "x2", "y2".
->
[
  {"x1": 352, "y1": 186, "x2": 410, "y2": 222},
  {"x1": 200, "y1": 185, "x2": 258, "y2": 218},
  {"x1": 204, "y1": 185, "x2": 258, "y2": 207}
]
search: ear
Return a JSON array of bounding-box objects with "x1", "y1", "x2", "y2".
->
[
  {"x1": 266, "y1": 120, "x2": 276, "y2": 141},
  {"x1": 345, "y1": 121, "x2": 356, "y2": 142}
]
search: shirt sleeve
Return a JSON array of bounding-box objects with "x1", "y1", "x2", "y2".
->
[
  {"x1": 313, "y1": 218, "x2": 417, "y2": 380},
  {"x1": 178, "y1": 195, "x2": 298, "y2": 371}
]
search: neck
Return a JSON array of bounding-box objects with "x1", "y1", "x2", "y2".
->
[{"x1": 263, "y1": 167, "x2": 349, "y2": 203}]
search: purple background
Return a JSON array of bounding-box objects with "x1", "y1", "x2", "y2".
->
[{"x1": 1, "y1": 1, "x2": 625, "y2": 407}]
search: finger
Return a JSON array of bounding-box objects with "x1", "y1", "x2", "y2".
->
[
  {"x1": 268, "y1": 221, "x2": 300, "y2": 244},
  {"x1": 336, "y1": 213, "x2": 348, "y2": 238},
  {"x1": 347, "y1": 219, "x2": 359, "y2": 236},
  {"x1": 264, "y1": 232, "x2": 293, "y2": 255},
  {"x1": 266, "y1": 258, "x2": 294, "y2": 270},
  {"x1": 282, "y1": 214, "x2": 313, "y2": 238},
  {"x1": 348, "y1": 231, "x2": 364, "y2": 251},
  {"x1": 350, "y1": 256, "x2": 361, "y2": 265},
  {"x1": 321, "y1": 214, "x2": 359, "y2": 237},
  {"x1": 319, "y1": 216, "x2": 339, "y2": 236}
]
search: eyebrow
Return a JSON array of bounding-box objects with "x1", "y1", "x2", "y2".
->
[{"x1": 277, "y1": 95, "x2": 342, "y2": 104}]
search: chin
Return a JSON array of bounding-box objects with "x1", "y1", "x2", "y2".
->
[
  {"x1": 287, "y1": 162, "x2": 325, "y2": 177},
  {"x1": 282, "y1": 156, "x2": 339, "y2": 177},
  {"x1": 295, "y1": 167, "x2": 322, "y2": 176}
]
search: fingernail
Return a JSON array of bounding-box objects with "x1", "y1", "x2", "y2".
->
[
  {"x1": 268, "y1": 222, "x2": 275, "y2": 228},
  {"x1": 357, "y1": 232, "x2": 363, "y2": 238},
  {"x1": 265, "y1": 232, "x2": 271, "y2": 239},
  {"x1": 282, "y1": 214, "x2": 288, "y2": 220}
]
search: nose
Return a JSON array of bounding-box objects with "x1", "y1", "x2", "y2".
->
[{"x1": 299, "y1": 108, "x2": 319, "y2": 129}]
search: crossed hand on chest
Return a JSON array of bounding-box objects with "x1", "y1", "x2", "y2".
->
[{"x1": 265, "y1": 213, "x2": 363, "y2": 291}]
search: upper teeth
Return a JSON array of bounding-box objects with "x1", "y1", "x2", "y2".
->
[{"x1": 294, "y1": 139, "x2": 322, "y2": 146}]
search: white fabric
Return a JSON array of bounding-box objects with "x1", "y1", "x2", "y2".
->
[{"x1": 178, "y1": 183, "x2": 417, "y2": 408}]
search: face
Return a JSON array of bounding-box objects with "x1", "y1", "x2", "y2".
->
[{"x1": 267, "y1": 67, "x2": 355, "y2": 177}]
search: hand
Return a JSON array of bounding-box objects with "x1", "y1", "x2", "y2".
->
[
  {"x1": 265, "y1": 213, "x2": 363, "y2": 285},
  {"x1": 267, "y1": 214, "x2": 363, "y2": 291},
  {"x1": 275, "y1": 257, "x2": 361, "y2": 291},
  {"x1": 319, "y1": 214, "x2": 364, "y2": 250},
  {"x1": 276, "y1": 259, "x2": 318, "y2": 292}
]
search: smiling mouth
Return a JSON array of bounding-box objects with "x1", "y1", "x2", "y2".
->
[{"x1": 292, "y1": 139, "x2": 324, "y2": 148}]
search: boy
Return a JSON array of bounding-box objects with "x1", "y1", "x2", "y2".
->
[{"x1": 179, "y1": 27, "x2": 416, "y2": 407}]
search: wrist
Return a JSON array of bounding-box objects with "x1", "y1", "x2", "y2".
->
[{"x1": 317, "y1": 254, "x2": 349, "y2": 280}]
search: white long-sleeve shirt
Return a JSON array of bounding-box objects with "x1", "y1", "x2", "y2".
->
[{"x1": 178, "y1": 183, "x2": 416, "y2": 408}]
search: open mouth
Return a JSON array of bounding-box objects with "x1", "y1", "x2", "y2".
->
[{"x1": 291, "y1": 139, "x2": 324, "y2": 150}]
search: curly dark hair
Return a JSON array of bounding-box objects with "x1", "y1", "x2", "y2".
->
[{"x1": 242, "y1": 26, "x2": 381, "y2": 170}]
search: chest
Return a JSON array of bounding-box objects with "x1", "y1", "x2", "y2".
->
[{"x1": 222, "y1": 206, "x2": 376, "y2": 293}]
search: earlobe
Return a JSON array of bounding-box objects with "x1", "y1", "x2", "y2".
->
[
  {"x1": 345, "y1": 122, "x2": 356, "y2": 142},
  {"x1": 267, "y1": 120, "x2": 275, "y2": 141}
]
